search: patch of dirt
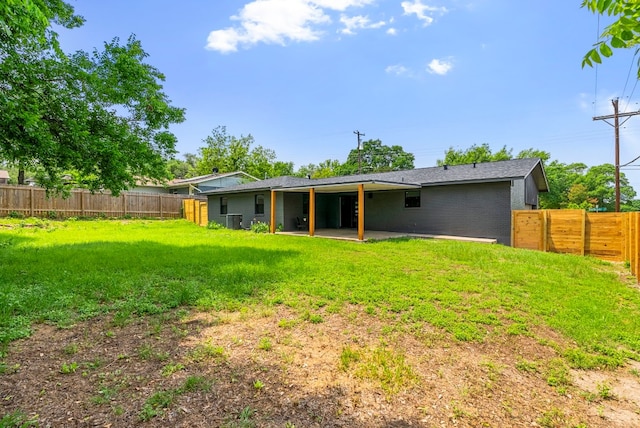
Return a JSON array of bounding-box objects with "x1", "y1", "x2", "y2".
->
[{"x1": 2, "y1": 306, "x2": 640, "y2": 427}]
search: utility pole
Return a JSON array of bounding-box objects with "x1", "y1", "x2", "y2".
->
[
  {"x1": 354, "y1": 130, "x2": 365, "y2": 174},
  {"x1": 592, "y1": 98, "x2": 640, "y2": 212}
]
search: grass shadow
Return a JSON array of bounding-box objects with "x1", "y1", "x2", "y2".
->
[{"x1": 0, "y1": 240, "x2": 298, "y2": 342}]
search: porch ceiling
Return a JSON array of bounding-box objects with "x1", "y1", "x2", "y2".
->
[{"x1": 276, "y1": 180, "x2": 420, "y2": 193}]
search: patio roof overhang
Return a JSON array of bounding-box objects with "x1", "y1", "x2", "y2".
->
[{"x1": 275, "y1": 180, "x2": 421, "y2": 193}]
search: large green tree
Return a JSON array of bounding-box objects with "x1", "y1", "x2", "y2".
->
[
  {"x1": 436, "y1": 144, "x2": 638, "y2": 210},
  {"x1": 539, "y1": 161, "x2": 588, "y2": 209},
  {"x1": 580, "y1": 164, "x2": 636, "y2": 210},
  {"x1": 295, "y1": 159, "x2": 342, "y2": 179},
  {"x1": 340, "y1": 139, "x2": 414, "y2": 175},
  {"x1": 582, "y1": 0, "x2": 640, "y2": 78},
  {"x1": 166, "y1": 153, "x2": 198, "y2": 179},
  {"x1": 1, "y1": 1, "x2": 185, "y2": 194},
  {"x1": 542, "y1": 163, "x2": 636, "y2": 211},
  {"x1": 196, "y1": 126, "x2": 293, "y2": 179},
  {"x1": 437, "y1": 143, "x2": 513, "y2": 166}
]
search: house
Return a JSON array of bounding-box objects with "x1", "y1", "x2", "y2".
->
[
  {"x1": 131, "y1": 171, "x2": 259, "y2": 195},
  {"x1": 202, "y1": 158, "x2": 548, "y2": 245},
  {"x1": 0, "y1": 170, "x2": 9, "y2": 185}
]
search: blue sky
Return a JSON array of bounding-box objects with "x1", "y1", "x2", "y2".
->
[{"x1": 58, "y1": 1, "x2": 640, "y2": 190}]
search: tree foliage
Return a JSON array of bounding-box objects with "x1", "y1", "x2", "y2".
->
[
  {"x1": 581, "y1": 0, "x2": 640, "y2": 78},
  {"x1": 166, "y1": 153, "x2": 198, "y2": 179},
  {"x1": 0, "y1": 0, "x2": 83, "y2": 50},
  {"x1": 196, "y1": 126, "x2": 293, "y2": 179},
  {"x1": 0, "y1": 1, "x2": 185, "y2": 194},
  {"x1": 340, "y1": 139, "x2": 415, "y2": 175},
  {"x1": 295, "y1": 159, "x2": 342, "y2": 179},
  {"x1": 438, "y1": 143, "x2": 638, "y2": 211},
  {"x1": 437, "y1": 143, "x2": 513, "y2": 166}
]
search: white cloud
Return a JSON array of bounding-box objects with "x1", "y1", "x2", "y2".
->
[
  {"x1": 314, "y1": 0, "x2": 375, "y2": 11},
  {"x1": 386, "y1": 27, "x2": 397, "y2": 35},
  {"x1": 401, "y1": 0, "x2": 448, "y2": 26},
  {"x1": 385, "y1": 64, "x2": 410, "y2": 76},
  {"x1": 206, "y1": 0, "x2": 330, "y2": 53},
  {"x1": 427, "y1": 58, "x2": 453, "y2": 75},
  {"x1": 339, "y1": 14, "x2": 386, "y2": 35},
  {"x1": 206, "y1": 0, "x2": 376, "y2": 52}
]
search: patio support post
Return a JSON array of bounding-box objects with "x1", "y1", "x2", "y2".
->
[
  {"x1": 358, "y1": 184, "x2": 364, "y2": 241},
  {"x1": 309, "y1": 188, "x2": 316, "y2": 237},
  {"x1": 270, "y1": 190, "x2": 276, "y2": 233}
]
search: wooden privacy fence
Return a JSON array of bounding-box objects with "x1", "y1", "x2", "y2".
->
[
  {"x1": 183, "y1": 199, "x2": 208, "y2": 226},
  {"x1": 512, "y1": 209, "x2": 640, "y2": 282},
  {"x1": 0, "y1": 185, "x2": 191, "y2": 219}
]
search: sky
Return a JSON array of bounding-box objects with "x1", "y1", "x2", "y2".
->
[{"x1": 57, "y1": 1, "x2": 640, "y2": 190}]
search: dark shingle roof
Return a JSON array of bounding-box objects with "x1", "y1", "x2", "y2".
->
[
  {"x1": 305, "y1": 158, "x2": 547, "y2": 190},
  {"x1": 201, "y1": 176, "x2": 312, "y2": 194},
  {"x1": 202, "y1": 158, "x2": 548, "y2": 195}
]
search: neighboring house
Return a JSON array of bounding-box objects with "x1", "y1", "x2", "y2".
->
[
  {"x1": 203, "y1": 158, "x2": 548, "y2": 245},
  {"x1": 0, "y1": 170, "x2": 9, "y2": 185},
  {"x1": 131, "y1": 171, "x2": 259, "y2": 195}
]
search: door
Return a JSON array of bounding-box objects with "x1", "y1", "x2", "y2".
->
[{"x1": 340, "y1": 195, "x2": 357, "y2": 228}]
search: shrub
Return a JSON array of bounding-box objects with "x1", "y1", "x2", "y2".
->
[
  {"x1": 250, "y1": 221, "x2": 269, "y2": 233},
  {"x1": 207, "y1": 221, "x2": 225, "y2": 230}
]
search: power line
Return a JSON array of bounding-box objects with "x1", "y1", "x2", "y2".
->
[
  {"x1": 621, "y1": 153, "x2": 640, "y2": 168},
  {"x1": 622, "y1": 50, "x2": 639, "y2": 110},
  {"x1": 592, "y1": 98, "x2": 640, "y2": 212},
  {"x1": 593, "y1": 13, "x2": 601, "y2": 116}
]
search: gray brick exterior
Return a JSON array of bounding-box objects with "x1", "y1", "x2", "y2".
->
[{"x1": 204, "y1": 159, "x2": 548, "y2": 245}]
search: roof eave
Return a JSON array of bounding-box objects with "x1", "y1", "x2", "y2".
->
[{"x1": 278, "y1": 180, "x2": 421, "y2": 193}]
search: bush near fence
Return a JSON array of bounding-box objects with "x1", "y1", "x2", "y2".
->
[
  {"x1": 512, "y1": 209, "x2": 640, "y2": 283},
  {"x1": 0, "y1": 185, "x2": 195, "y2": 219}
]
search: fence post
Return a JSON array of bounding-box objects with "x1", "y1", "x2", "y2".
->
[
  {"x1": 122, "y1": 193, "x2": 127, "y2": 217},
  {"x1": 635, "y1": 213, "x2": 640, "y2": 281},
  {"x1": 29, "y1": 187, "x2": 34, "y2": 217},
  {"x1": 581, "y1": 210, "x2": 586, "y2": 256},
  {"x1": 510, "y1": 211, "x2": 515, "y2": 247},
  {"x1": 194, "y1": 199, "x2": 199, "y2": 225},
  {"x1": 542, "y1": 210, "x2": 548, "y2": 252},
  {"x1": 159, "y1": 194, "x2": 163, "y2": 219}
]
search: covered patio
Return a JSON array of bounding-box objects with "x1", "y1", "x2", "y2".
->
[
  {"x1": 276, "y1": 228, "x2": 498, "y2": 244},
  {"x1": 268, "y1": 179, "x2": 420, "y2": 241}
]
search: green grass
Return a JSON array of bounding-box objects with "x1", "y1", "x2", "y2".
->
[
  {"x1": 1, "y1": 219, "x2": 640, "y2": 367},
  {"x1": 138, "y1": 375, "x2": 212, "y2": 421}
]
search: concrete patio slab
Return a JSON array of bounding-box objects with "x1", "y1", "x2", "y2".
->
[{"x1": 275, "y1": 229, "x2": 498, "y2": 244}]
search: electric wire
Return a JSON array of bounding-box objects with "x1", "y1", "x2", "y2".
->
[
  {"x1": 621, "y1": 51, "x2": 635, "y2": 103},
  {"x1": 621, "y1": 153, "x2": 640, "y2": 168},
  {"x1": 593, "y1": 13, "x2": 600, "y2": 116},
  {"x1": 622, "y1": 50, "x2": 640, "y2": 111}
]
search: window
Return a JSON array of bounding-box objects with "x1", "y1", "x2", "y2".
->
[
  {"x1": 255, "y1": 194, "x2": 265, "y2": 215},
  {"x1": 302, "y1": 194, "x2": 309, "y2": 216},
  {"x1": 220, "y1": 197, "x2": 228, "y2": 215},
  {"x1": 405, "y1": 190, "x2": 421, "y2": 208}
]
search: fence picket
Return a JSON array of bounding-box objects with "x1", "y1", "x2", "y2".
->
[
  {"x1": 0, "y1": 185, "x2": 196, "y2": 219},
  {"x1": 513, "y1": 209, "x2": 640, "y2": 283}
]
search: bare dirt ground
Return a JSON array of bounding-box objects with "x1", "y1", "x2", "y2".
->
[{"x1": 1, "y1": 305, "x2": 640, "y2": 427}]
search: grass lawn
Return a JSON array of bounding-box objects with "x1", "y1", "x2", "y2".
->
[
  {"x1": 3, "y1": 218, "x2": 640, "y2": 427},
  {"x1": 1, "y1": 218, "x2": 639, "y2": 368}
]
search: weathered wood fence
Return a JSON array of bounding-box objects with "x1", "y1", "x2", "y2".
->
[
  {"x1": 183, "y1": 199, "x2": 208, "y2": 226},
  {"x1": 0, "y1": 185, "x2": 192, "y2": 219},
  {"x1": 512, "y1": 209, "x2": 640, "y2": 282}
]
